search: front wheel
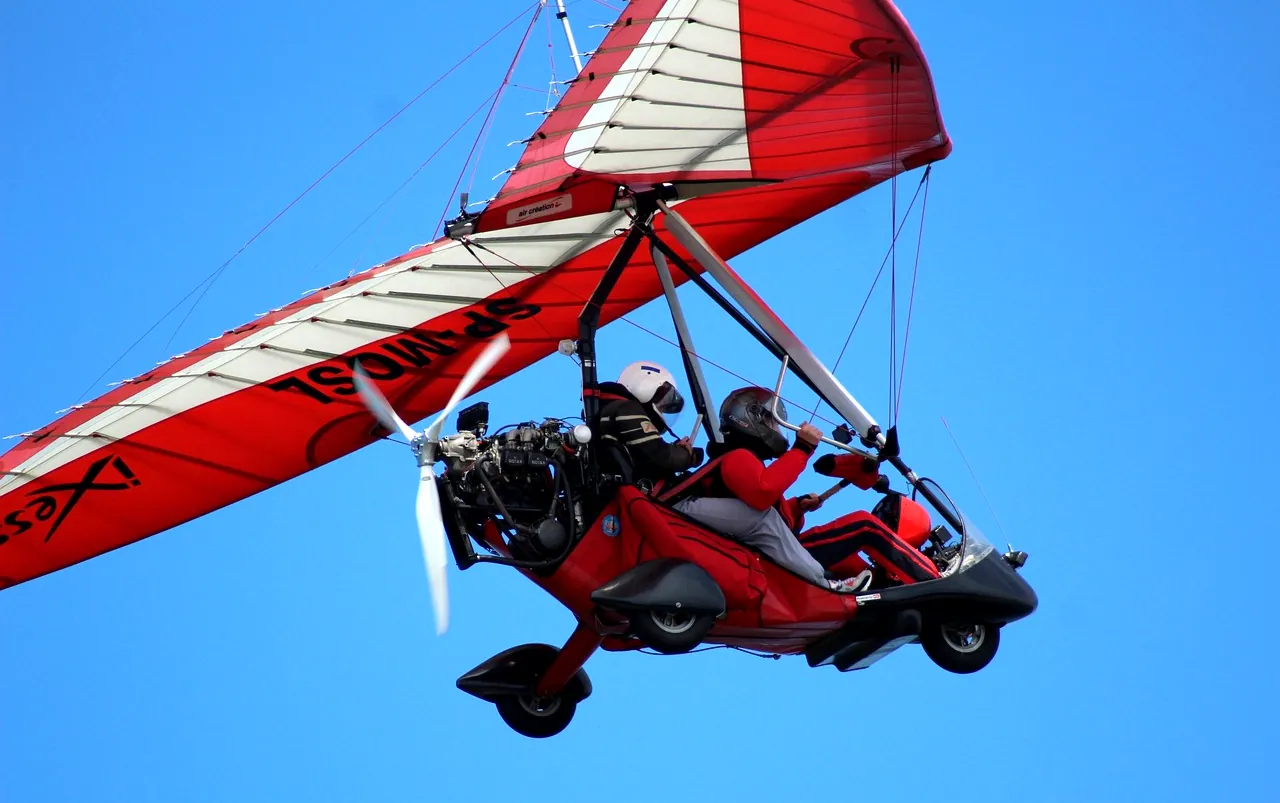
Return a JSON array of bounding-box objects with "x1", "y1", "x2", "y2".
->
[
  {"x1": 631, "y1": 608, "x2": 716, "y2": 655},
  {"x1": 921, "y1": 622, "x2": 1000, "y2": 674},
  {"x1": 496, "y1": 692, "x2": 578, "y2": 739}
]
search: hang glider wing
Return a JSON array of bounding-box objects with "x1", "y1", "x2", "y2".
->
[{"x1": 0, "y1": 0, "x2": 948, "y2": 589}]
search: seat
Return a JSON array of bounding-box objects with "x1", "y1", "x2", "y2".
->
[
  {"x1": 588, "y1": 398, "x2": 638, "y2": 487},
  {"x1": 871, "y1": 492, "x2": 901, "y2": 529},
  {"x1": 596, "y1": 437, "x2": 636, "y2": 486}
]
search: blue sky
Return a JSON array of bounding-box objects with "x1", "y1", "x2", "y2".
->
[{"x1": 2, "y1": 1, "x2": 1277, "y2": 800}]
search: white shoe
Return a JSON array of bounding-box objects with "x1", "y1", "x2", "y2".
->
[{"x1": 828, "y1": 569, "x2": 873, "y2": 593}]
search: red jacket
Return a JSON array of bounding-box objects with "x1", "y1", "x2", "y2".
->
[{"x1": 693, "y1": 439, "x2": 816, "y2": 531}]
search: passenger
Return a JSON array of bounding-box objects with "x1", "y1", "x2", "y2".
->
[
  {"x1": 673, "y1": 386, "x2": 938, "y2": 592},
  {"x1": 594, "y1": 361, "x2": 703, "y2": 488},
  {"x1": 794, "y1": 482, "x2": 940, "y2": 585}
]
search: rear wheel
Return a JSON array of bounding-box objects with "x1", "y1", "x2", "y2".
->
[
  {"x1": 921, "y1": 622, "x2": 999, "y2": 674},
  {"x1": 631, "y1": 608, "x2": 716, "y2": 654}
]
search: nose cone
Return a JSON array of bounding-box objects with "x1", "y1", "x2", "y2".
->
[
  {"x1": 955, "y1": 552, "x2": 1039, "y2": 623},
  {"x1": 1005, "y1": 567, "x2": 1039, "y2": 619},
  {"x1": 998, "y1": 551, "x2": 1038, "y2": 618}
]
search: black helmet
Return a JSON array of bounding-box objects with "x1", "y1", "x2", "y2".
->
[{"x1": 718, "y1": 386, "x2": 789, "y2": 459}]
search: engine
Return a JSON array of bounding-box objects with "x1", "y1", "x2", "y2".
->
[{"x1": 435, "y1": 402, "x2": 590, "y2": 565}]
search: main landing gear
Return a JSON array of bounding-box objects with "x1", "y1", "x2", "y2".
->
[
  {"x1": 456, "y1": 626, "x2": 600, "y2": 739},
  {"x1": 456, "y1": 558, "x2": 726, "y2": 737}
]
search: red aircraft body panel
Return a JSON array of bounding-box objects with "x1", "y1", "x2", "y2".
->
[{"x1": 482, "y1": 486, "x2": 859, "y2": 655}]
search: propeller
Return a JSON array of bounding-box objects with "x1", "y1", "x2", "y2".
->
[{"x1": 351, "y1": 332, "x2": 511, "y2": 636}]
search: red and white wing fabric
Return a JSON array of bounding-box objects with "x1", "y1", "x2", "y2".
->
[
  {"x1": 474, "y1": 0, "x2": 950, "y2": 234},
  {"x1": 0, "y1": 0, "x2": 948, "y2": 590}
]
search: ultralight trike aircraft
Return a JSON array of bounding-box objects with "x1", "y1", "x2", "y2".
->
[
  {"x1": 0, "y1": 0, "x2": 1037, "y2": 739},
  {"x1": 348, "y1": 186, "x2": 1038, "y2": 738}
]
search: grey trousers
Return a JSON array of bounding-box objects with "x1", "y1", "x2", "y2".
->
[{"x1": 673, "y1": 496, "x2": 828, "y2": 586}]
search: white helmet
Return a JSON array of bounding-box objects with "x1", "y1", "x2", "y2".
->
[{"x1": 617, "y1": 361, "x2": 685, "y2": 421}]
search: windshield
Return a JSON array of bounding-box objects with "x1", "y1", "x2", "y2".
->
[
  {"x1": 911, "y1": 478, "x2": 995, "y2": 576},
  {"x1": 949, "y1": 510, "x2": 995, "y2": 575}
]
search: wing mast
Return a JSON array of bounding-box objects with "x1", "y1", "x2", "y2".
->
[
  {"x1": 657, "y1": 200, "x2": 881, "y2": 444},
  {"x1": 552, "y1": 0, "x2": 585, "y2": 74}
]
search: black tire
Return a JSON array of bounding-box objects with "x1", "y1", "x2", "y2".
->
[
  {"x1": 921, "y1": 622, "x2": 1000, "y2": 674},
  {"x1": 495, "y1": 692, "x2": 578, "y2": 739},
  {"x1": 630, "y1": 608, "x2": 716, "y2": 654}
]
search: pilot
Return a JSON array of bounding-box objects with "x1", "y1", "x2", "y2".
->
[
  {"x1": 594, "y1": 361, "x2": 704, "y2": 488},
  {"x1": 672, "y1": 386, "x2": 937, "y2": 591}
]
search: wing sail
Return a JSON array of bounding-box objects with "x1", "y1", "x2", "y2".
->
[{"x1": 0, "y1": 0, "x2": 949, "y2": 589}]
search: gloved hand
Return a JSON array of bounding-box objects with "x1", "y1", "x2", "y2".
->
[
  {"x1": 797, "y1": 493, "x2": 824, "y2": 512},
  {"x1": 797, "y1": 423, "x2": 823, "y2": 447},
  {"x1": 676, "y1": 437, "x2": 704, "y2": 467}
]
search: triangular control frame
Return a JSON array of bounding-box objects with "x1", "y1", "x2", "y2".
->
[
  {"x1": 570, "y1": 185, "x2": 966, "y2": 536},
  {"x1": 434, "y1": 183, "x2": 970, "y2": 578}
]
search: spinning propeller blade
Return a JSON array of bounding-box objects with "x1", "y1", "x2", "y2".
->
[
  {"x1": 425, "y1": 333, "x2": 511, "y2": 442},
  {"x1": 350, "y1": 333, "x2": 511, "y2": 637},
  {"x1": 352, "y1": 363, "x2": 421, "y2": 443},
  {"x1": 416, "y1": 332, "x2": 509, "y2": 635},
  {"x1": 416, "y1": 462, "x2": 449, "y2": 635}
]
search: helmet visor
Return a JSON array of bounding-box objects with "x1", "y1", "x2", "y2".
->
[
  {"x1": 651, "y1": 382, "x2": 685, "y2": 415},
  {"x1": 767, "y1": 394, "x2": 788, "y2": 425},
  {"x1": 651, "y1": 382, "x2": 685, "y2": 428}
]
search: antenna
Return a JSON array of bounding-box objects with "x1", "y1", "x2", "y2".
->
[
  {"x1": 553, "y1": 0, "x2": 584, "y2": 74},
  {"x1": 940, "y1": 415, "x2": 1013, "y2": 552}
]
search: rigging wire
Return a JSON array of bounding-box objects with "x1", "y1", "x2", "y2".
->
[
  {"x1": 544, "y1": 2, "x2": 561, "y2": 111},
  {"x1": 467, "y1": 12, "x2": 541, "y2": 198},
  {"x1": 325, "y1": 0, "x2": 552, "y2": 280},
  {"x1": 435, "y1": 3, "x2": 544, "y2": 237},
  {"x1": 805, "y1": 167, "x2": 929, "y2": 425},
  {"x1": 892, "y1": 169, "x2": 931, "y2": 421},
  {"x1": 70, "y1": 1, "x2": 543, "y2": 406},
  {"x1": 458, "y1": 239, "x2": 581, "y2": 368},
  {"x1": 163, "y1": 2, "x2": 542, "y2": 357},
  {"x1": 274, "y1": 8, "x2": 552, "y2": 418},
  {"x1": 613, "y1": 317, "x2": 838, "y2": 426},
  {"x1": 303, "y1": 88, "x2": 500, "y2": 280},
  {"x1": 810, "y1": 57, "x2": 944, "y2": 434},
  {"x1": 505, "y1": 82, "x2": 550, "y2": 94},
  {"x1": 637, "y1": 644, "x2": 782, "y2": 660},
  {"x1": 422, "y1": 3, "x2": 571, "y2": 365},
  {"x1": 827, "y1": 169, "x2": 928, "y2": 377}
]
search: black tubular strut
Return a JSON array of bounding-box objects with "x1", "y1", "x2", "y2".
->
[
  {"x1": 576, "y1": 195, "x2": 662, "y2": 496},
  {"x1": 887, "y1": 455, "x2": 965, "y2": 535},
  {"x1": 653, "y1": 241, "x2": 717, "y2": 442},
  {"x1": 674, "y1": 326, "x2": 714, "y2": 437},
  {"x1": 577, "y1": 199, "x2": 658, "y2": 426}
]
